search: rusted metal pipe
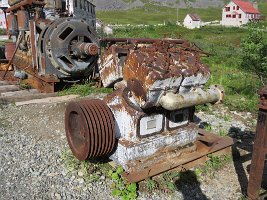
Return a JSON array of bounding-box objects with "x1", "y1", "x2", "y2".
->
[
  {"x1": 72, "y1": 42, "x2": 99, "y2": 57},
  {"x1": 3, "y1": 33, "x2": 23, "y2": 78},
  {"x1": 100, "y1": 38, "x2": 186, "y2": 45},
  {"x1": 159, "y1": 85, "x2": 224, "y2": 111},
  {"x1": 6, "y1": 0, "x2": 45, "y2": 12},
  {"x1": 247, "y1": 86, "x2": 267, "y2": 200}
]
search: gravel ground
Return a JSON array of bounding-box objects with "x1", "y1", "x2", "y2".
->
[{"x1": 0, "y1": 95, "x2": 263, "y2": 200}]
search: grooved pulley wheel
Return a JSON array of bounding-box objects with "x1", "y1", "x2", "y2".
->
[{"x1": 65, "y1": 99, "x2": 115, "y2": 161}]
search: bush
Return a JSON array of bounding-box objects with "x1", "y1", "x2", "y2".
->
[{"x1": 240, "y1": 27, "x2": 267, "y2": 85}]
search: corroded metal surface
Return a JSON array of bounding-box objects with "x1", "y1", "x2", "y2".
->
[
  {"x1": 65, "y1": 99, "x2": 115, "y2": 160},
  {"x1": 5, "y1": 42, "x2": 16, "y2": 60},
  {"x1": 122, "y1": 129, "x2": 233, "y2": 183},
  {"x1": 65, "y1": 36, "x2": 230, "y2": 181},
  {"x1": 99, "y1": 39, "x2": 221, "y2": 109},
  {"x1": 3, "y1": 0, "x2": 98, "y2": 92},
  {"x1": 247, "y1": 86, "x2": 267, "y2": 200}
]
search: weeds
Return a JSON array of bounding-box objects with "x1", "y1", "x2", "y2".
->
[
  {"x1": 60, "y1": 83, "x2": 112, "y2": 96},
  {"x1": 108, "y1": 166, "x2": 138, "y2": 200},
  {"x1": 203, "y1": 123, "x2": 212, "y2": 132},
  {"x1": 60, "y1": 149, "x2": 111, "y2": 183},
  {"x1": 151, "y1": 171, "x2": 180, "y2": 193},
  {"x1": 196, "y1": 154, "x2": 232, "y2": 179},
  {"x1": 145, "y1": 178, "x2": 157, "y2": 191},
  {"x1": 219, "y1": 130, "x2": 228, "y2": 137}
]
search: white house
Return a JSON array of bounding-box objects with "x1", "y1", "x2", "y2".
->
[
  {"x1": 183, "y1": 14, "x2": 202, "y2": 29},
  {"x1": 96, "y1": 18, "x2": 104, "y2": 28},
  {"x1": 221, "y1": 0, "x2": 261, "y2": 27},
  {"x1": 0, "y1": 0, "x2": 9, "y2": 29}
]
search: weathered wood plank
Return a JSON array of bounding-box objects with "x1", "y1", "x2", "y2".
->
[
  {"x1": 0, "y1": 81, "x2": 9, "y2": 86},
  {"x1": 0, "y1": 85, "x2": 20, "y2": 93},
  {"x1": 0, "y1": 92, "x2": 58, "y2": 104},
  {"x1": 1, "y1": 89, "x2": 39, "y2": 97},
  {"x1": 15, "y1": 95, "x2": 79, "y2": 106}
]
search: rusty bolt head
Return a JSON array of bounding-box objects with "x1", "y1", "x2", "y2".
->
[{"x1": 86, "y1": 43, "x2": 98, "y2": 56}]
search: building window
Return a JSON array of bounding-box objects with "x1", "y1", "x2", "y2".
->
[
  {"x1": 92, "y1": 6, "x2": 95, "y2": 15},
  {"x1": 74, "y1": 0, "x2": 77, "y2": 7},
  {"x1": 225, "y1": 7, "x2": 230, "y2": 11},
  {"x1": 239, "y1": 14, "x2": 241, "y2": 18},
  {"x1": 233, "y1": 15, "x2": 236, "y2": 18},
  {"x1": 226, "y1": 14, "x2": 231, "y2": 18},
  {"x1": 233, "y1": 6, "x2": 235, "y2": 10},
  {"x1": 87, "y1": 1, "x2": 90, "y2": 12},
  {"x1": 237, "y1": 6, "x2": 239, "y2": 10}
]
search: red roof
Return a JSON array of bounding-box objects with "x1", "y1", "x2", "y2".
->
[
  {"x1": 233, "y1": 0, "x2": 260, "y2": 14},
  {"x1": 188, "y1": 13, "x2": 201, "y2": 21}
]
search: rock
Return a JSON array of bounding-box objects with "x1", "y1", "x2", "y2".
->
[
  {"x1": 78, "y1": 171, "x2": 84, "y2": 177},
  {"x1": 78, "y1": 178, "x2": 84, "y2": 184},
  {"x1": 55, "y1": 193, "x2": 61, "y2": 200}
]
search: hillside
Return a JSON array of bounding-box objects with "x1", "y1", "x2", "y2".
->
[
  {"x1": 91, "y1": 0, "x2": 225, "y2": 10},
  {"x1": 96, "y1": 4, "x2": 221, "y2": 25},
  {"x1": 96, "y1": 1, "x2": 267, "y2": 25},
  {"x1": 91, "y1": 0, "x2": 266, "y2": 10}
]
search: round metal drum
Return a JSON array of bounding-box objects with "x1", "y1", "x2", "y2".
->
[{"x1": 65, "y1": 99, "x2": 115, "y2": 160}]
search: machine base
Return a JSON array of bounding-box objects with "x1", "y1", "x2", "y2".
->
[{"x1": 121, "y1": 129, "x2": 233, "y2": 183}]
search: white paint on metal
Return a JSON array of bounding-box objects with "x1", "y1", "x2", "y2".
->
[
  {"x1": 110, "y1": 128, "x2": 198, "y2": 170},
  {"x1": 139, "y1": 114, "x2": 163, "y2": 137},
  {"x1": 159, "y1": 86, "x2": 222, "y2": 111}
]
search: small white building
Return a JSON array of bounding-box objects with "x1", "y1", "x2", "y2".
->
[
  {"x1": 0, "y1": 0, "x2": 9, "y2": 29},
  {"x1": 96, "y1": 18, "x2": 113, "y2": 35},
  {"x1": 96, "y1": 18, "x2": 104, "y2": 28},
  {"x1": 183, "y1": 14, "x2": 202, "y2": 29},
  {"x1": 221, "y1": 0, "x2": 261, "y2": 27},
  {"x1": 103, "y1": 26, "x2": 113, "y2": 35}
]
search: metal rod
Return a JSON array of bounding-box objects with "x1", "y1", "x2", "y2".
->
[
  {"x1": 100, "y1": 38, "x2": 186, "y2": 45},
  {"x1": 3, "y1": 33, "x2": 23, "y2": 79}
]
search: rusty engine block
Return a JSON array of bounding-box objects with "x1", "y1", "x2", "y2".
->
[
  {"x1": 65, "y1": 38, "x2": 232, "y2": 182},
  {"x1": 2, "y1": 0, "x2": 99, "y2": 92}
]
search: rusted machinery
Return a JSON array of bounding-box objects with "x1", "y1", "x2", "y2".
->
[
  {"x1": 65, "y1": 38, "x2": 233, "y2": 182},
  {"x1": 247, "y1": 86, "x2": 267, "y2": 200},
  {"x1": 1, "y1": 0, "x2": 99, "y2": 92}
]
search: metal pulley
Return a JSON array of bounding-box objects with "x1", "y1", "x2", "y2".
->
[{"x1": 65, "y1": 99, "x2": 115, "y2": 160}]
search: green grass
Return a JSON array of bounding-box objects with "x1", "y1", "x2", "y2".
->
[
  {"x1": 97, "y1": 2, "x2": 267, "y2": 25},
  {"x1": 97, "y1": 3, "x2": 221, "y2": 25},
  {"x1": 0, "y1": 29, "x2": 6, "y2": 35},
  {"x1": 60, "y1": 83, "x2": 113, "y2": 96}
]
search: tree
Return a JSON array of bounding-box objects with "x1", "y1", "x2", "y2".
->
[{"x1": 241, "y1": 27, "x2": 267, "y2": 85}]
